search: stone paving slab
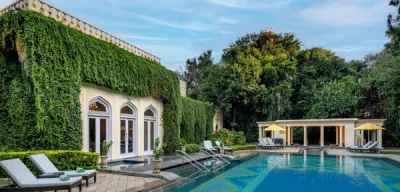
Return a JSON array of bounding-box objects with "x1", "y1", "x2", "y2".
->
[{"x1": 53, "y1": 172, "x2": 161, "y2": 192}]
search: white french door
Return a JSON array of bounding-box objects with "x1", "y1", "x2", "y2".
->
[
  {"x1": 120, "y1": 119, "x2": 136, "y2": 158},
  {"x1": 144, "y1": 121, "x2": 156, "y2": 155},
  {"x1": 88, "y1": 117, "x2": 109, "y2": 155}
]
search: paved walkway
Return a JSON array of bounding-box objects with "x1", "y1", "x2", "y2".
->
[
  {"x1": 57, "y1": 172, "x2": 161, "y2": 192},
  {"x1": 327, "y1": 149, "x2": 400, "y2": 163}
]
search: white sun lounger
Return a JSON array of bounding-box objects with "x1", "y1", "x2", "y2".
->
[
  {"x1": 204, "y1": 140, "x2": 218, "y2": 153},
  {"x1": 215, "y1": 141, "x2": 233, "y2": 154},
  {"x1": 347, "y1": 141, "x2": 373, "y2": 151},
  {"x1": 258, "y1": 138, "x2": 280, "y2": 149},
  {"x1": 0, "y1": 158, "x2": 82, "y2": 192},
  {"x1": 265, "y1": 138, "x2": 283, "y2": 149},
  {"x1": 349, "y1": 141, "x2": 379, "y2": 153},
  {"x1": 28, "y1": 154, "x2": 96, "y2": 187}
]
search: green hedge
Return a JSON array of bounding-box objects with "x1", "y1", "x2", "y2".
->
[
  {"x1": 185, "y1": 144, "x2": 201, "y2": 154},
  {"x1": 180, "y1": 97, "x2": 214, "y2": 144},
  {"x1": 210, "y1": 128, "x2": 246, "y2": 146},
  {"x1": 0, "y1": 151, "x2": 98, "y2": 178},
  {"x1": 0, "y1": 11, "x2": 182, "y2": 153},
  {"x1": 228, "y1": 145, "x2": 257, "y2": 151}
]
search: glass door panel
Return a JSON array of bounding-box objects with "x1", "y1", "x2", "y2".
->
[
  {"x1": 128, "y1": 120, "x2": 134, "y2": 153},
  {"x1": 144, "y1": 121, "x2": 149, "y2": 151},
  {"x1": 150, "y1": 122, "x2": 155, "y2": 150},
  {"x1": 89, "y1": 118, "x2": 96, "y2": 153},
  {"x1": 100, "y1": 118, "x2": 107, "y2": 154},
  {"x1": 120, "y1": 120, "x2": 126, "y2": 154}
]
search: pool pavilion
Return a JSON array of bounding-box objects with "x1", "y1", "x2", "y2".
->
[{"x1": 257, "y1": 118, "x2": 386, "y2": 149}]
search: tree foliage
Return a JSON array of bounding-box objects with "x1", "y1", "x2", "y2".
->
[{"x1": 177, "y1": 50, "x2": 213, "y2": 99}]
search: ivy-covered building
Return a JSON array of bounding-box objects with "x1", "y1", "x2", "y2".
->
[{"x1": 0, "y1": 0, "x2": 222, "y2": 160}]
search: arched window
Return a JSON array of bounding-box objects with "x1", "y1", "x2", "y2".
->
[
  {"x1": 120, "y1": 102, "x2": 137, "y2": 157},
  {"x1": 87, "y1": 97, "x2": 111, "y2": 156},
  {"x1": 144, "y1": 108, "x2": 155, "y2": 119},
  {"x1": 89, "y1": 101, "x2": 107, "y2": 113},
  {"x1": 120, "y1": 103, "x2": 136, "y2": 117},
  {"x1": 143, "y1": 106, "x2": 157, "y2": 154}
]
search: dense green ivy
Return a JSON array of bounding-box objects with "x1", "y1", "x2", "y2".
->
[
  {"x1": 180, "y1": 97, "x2": 214, "y2": 144},
  {"x1": 0, "y1": 11, "x2": 185, "y2": 153}
]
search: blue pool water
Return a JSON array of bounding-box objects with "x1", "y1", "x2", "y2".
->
[{"x1": 166, "y1": 153, "x2": 400, "y2": 192}]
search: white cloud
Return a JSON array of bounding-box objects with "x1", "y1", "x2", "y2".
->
[
  {"x1": 331, "y1": 46, "x2": 364, "y2": 53},
  {"x1": 205, "y1": 0, "x2": 293, "y2": 9},
  {"x1": 131, "y1": 12, "x2": 214, "y2": 31},
  {"x1": 299, "y1": 0, "x2": 391, "y2": 27},
  {"x1": 218, "y1": 17, "x2": 237, "y2": 24},
  {"x1": 0, "y1": 0, "x2": 16, "y2": 9}
]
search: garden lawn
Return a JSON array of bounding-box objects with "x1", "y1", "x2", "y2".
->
[{"x1": 381, "y1": 151, "x2": 400, "y2": 155}]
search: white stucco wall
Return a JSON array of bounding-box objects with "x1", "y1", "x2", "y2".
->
[
  {"x1": 213, "y1": 107, "x2": 223, "y2": 132},
  {"x1": 80, "y1": 83, "x2": 163, "y2": 160}
]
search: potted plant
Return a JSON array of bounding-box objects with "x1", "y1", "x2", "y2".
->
[
  {"x1": 180, "y1": 138, "x2": 187, "y2": 153},
  {"x1": 100, "y1": 140, "x2": 113, "y2": 168},
  {"x1": 152, "y1": 137, "x2": 164, "y2": 174}
]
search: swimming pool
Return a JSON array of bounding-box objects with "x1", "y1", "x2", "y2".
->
[{"x1": 165, "y1": 153, "x2": 400, "y2": 192}]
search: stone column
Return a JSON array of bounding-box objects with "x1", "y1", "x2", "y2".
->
[
  {"x1": 291, "y1": 127, "x2": 294, "y2": 145},
  {"x1": 361, "y1": 130, "x2": 364, "y2": 145},
  {"x1": 378, "y1": 130, "x2": 383, "y2": 149},
  {"x1": 320, "y1": 126, "x2": 324, "y2": 147},
  {"x1": 335, "y1": 126, "x2": 339, "y2": 145},
  {"x1": 303, "y1": 126, "x2": 307, "y2": 146},
  {"x1": 339, "y1": 125, "x2": 343, "y2": 147},
  {"x1": 259, "y1": 126, "x2": 262, "y2": 139},
  {"x1": 287, "y1": 126, "x2": 291, "y2": 146}
]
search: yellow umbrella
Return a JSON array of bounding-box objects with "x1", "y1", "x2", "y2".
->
[
  {"x1": 354, "y1": 123, "x2": 386, "y2": 130},
  {"x1": 354, "y1": 123, "x2": 385, "y2": 143},
  {"x1": 263, "y1": 124, "x2": 285, "y2": 140},
  {"x1": 263, "y1": 124, "x2": 286, "y2": 131}
]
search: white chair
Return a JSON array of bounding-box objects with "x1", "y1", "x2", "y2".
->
[{"x1": 204, "y1": 140, "x2": 218, "y2": 153}]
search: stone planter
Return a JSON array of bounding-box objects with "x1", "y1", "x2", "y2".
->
[
  {"x1": 182, "y1": 146, "x2": 186, "y2": 153},
  {"x1": 152, "y1": 159, "x2": 161, "y2": 174},
  {"x1": 100, "y1": 156, "x2": 108, "y2": 168}
]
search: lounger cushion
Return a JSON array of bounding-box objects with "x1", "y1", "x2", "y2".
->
[
  {"x1": 63, "y1": 170, "x2": 97, "y2": 177},
  {"x1": 29, "y1": 154, "x2": 59, "y2": 173},
  {"x1": 21, "y1": 177, "x2": 81, "y2": 188},
  {"x1": 0, "y1": 158, "x2": 37, "y2": 187}
]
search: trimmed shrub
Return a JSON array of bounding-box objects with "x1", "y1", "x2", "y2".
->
[
  {"x1": 186, "y1": 144, "x2": 201, "y2": 154},
  {"x1": 210, "y1": 128, "x2": 246, "y2": 146},
  {"x1": 0, "y1": 151, "x2": 98, "y2": 178},
  {"x1": 228, "y1": 145, "x2": 257, "y2": 151}
]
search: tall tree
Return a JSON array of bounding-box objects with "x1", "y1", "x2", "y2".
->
[
  {"x1": 202, "y1": 30, "x2": 301, "y2": 141},
  {"x1": 177, "y1": 50, "x2": 213, "y2": 99},
  {"x1": 386, "y1": 0, "x2": 400, "y2": 55}
]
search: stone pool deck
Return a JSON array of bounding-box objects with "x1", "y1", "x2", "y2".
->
[
  {"x1": 57, "y1": 172, "x2": 162, "y2": 192},
  {"x1": 327, "y1": 149, "x2": 400, "y2": 162}
]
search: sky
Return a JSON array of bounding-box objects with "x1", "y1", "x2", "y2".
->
[{"x1": 0, "y1": 0, "x2": 395, "y2": 70}]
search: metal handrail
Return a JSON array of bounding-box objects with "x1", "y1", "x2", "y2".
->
[
  {"x1": 202, "y1": 148, "x2": 230, "y2": 165},
  {"x1": 176, "y1": 150, "x2": 210, "y2": 172}
]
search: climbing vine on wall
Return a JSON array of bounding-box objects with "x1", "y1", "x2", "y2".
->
[
  {"x1": 0, "y1": 11, "x2": 186, "y2": 153},
  {"x1": 180, "y1": 97, "x2": 214, "y2": 144}
]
